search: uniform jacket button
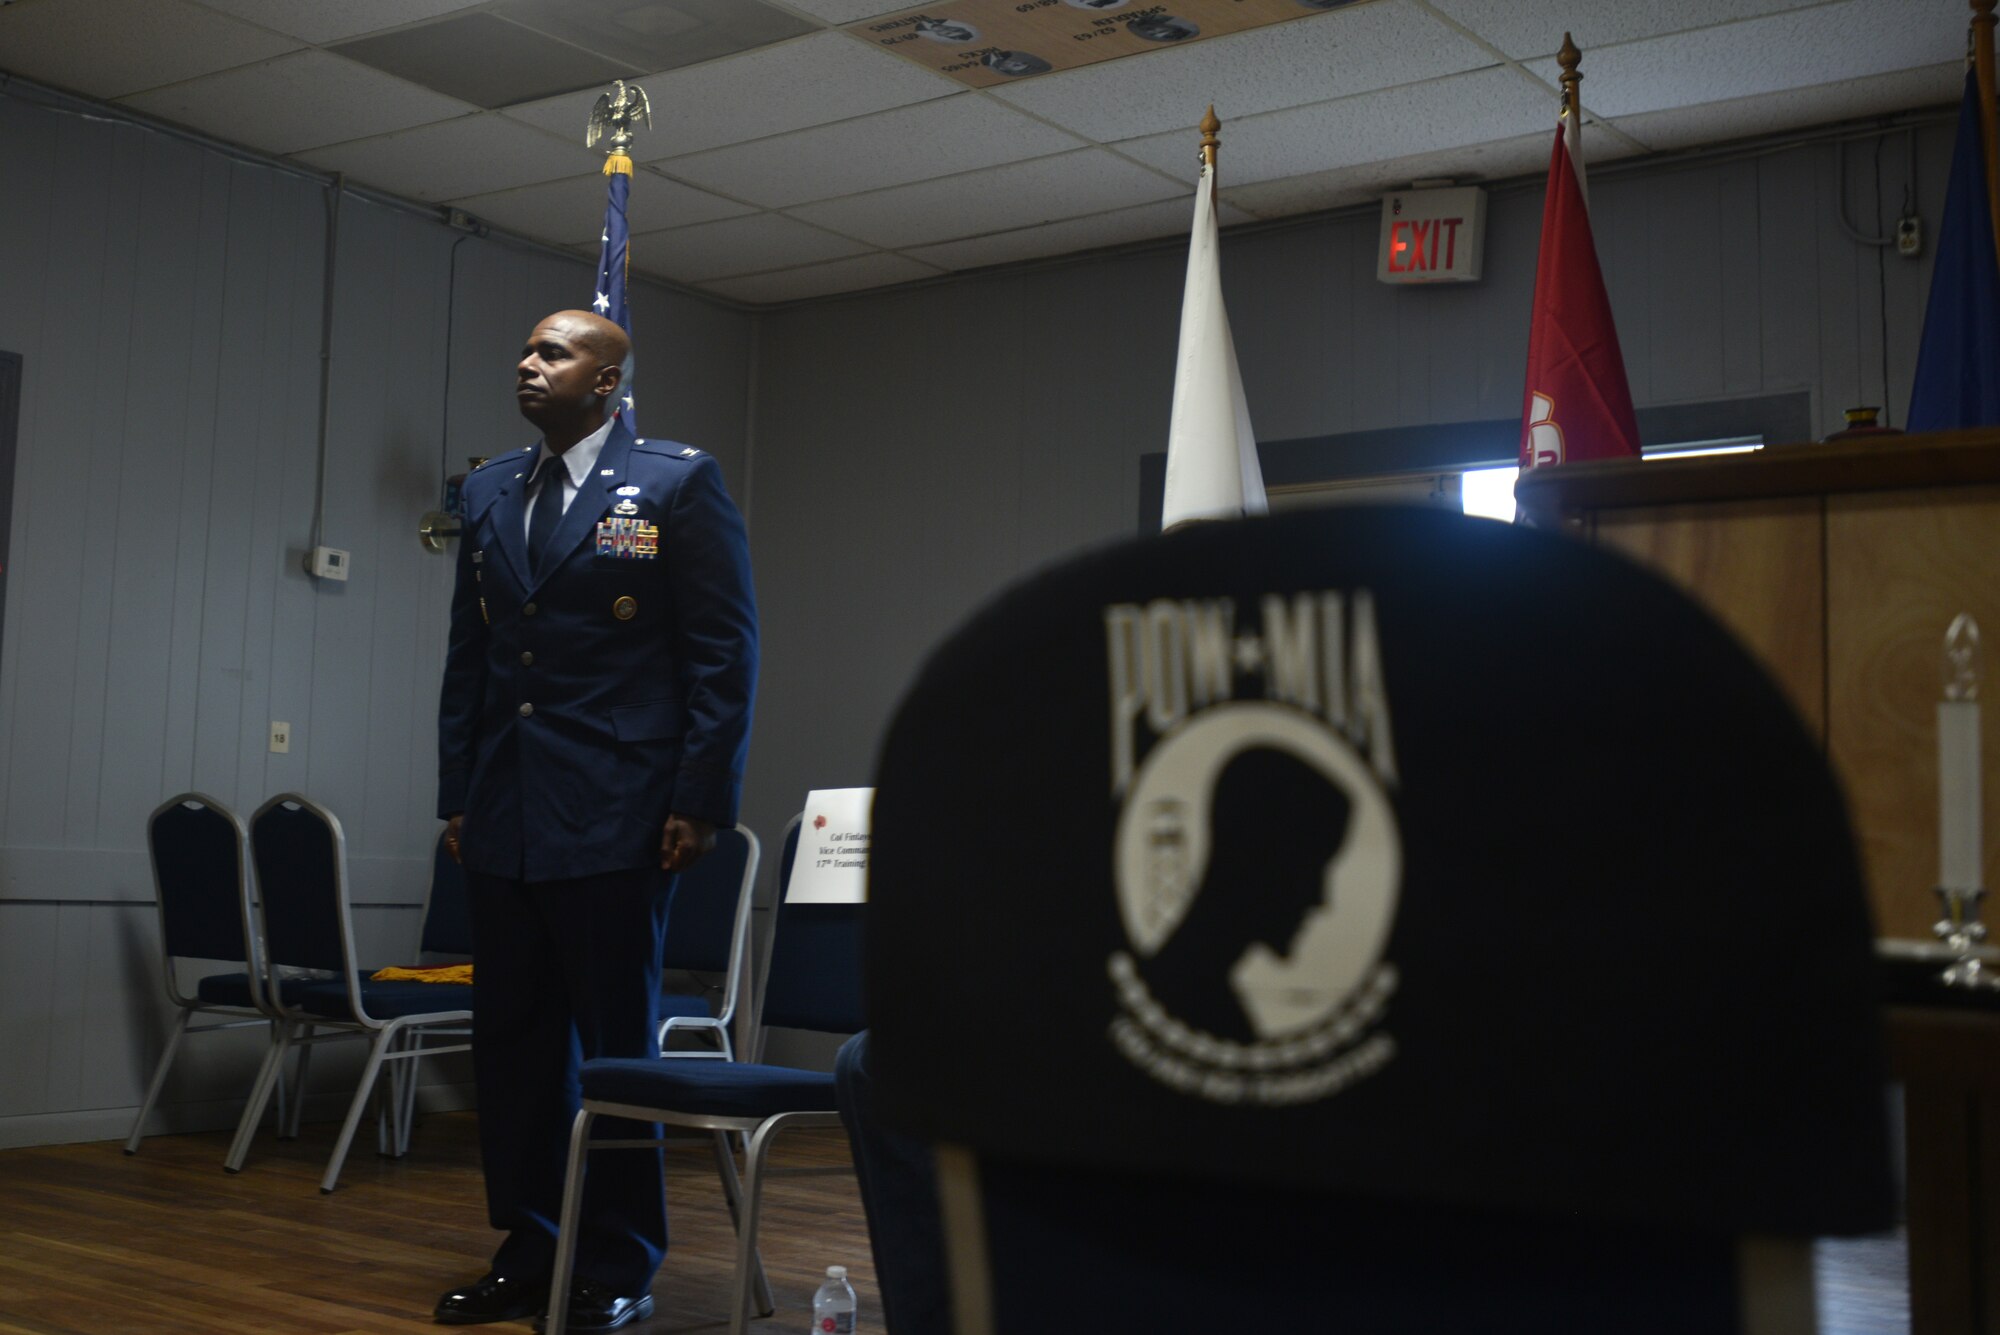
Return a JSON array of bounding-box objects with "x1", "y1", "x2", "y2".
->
[
  {"x1": 523, "y1": 602, "x2": 538, "y2": 616},
  {"x1": 519, "y1": 702, "x2": 534, "y2": 718},
  {"x1": 520, "y1": 651, "x2": 534, "y2": 666}
]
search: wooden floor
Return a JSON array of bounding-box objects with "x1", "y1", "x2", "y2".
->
[{"x1": 0, "y1": 1113, "x2": 875, "y2": 1335}]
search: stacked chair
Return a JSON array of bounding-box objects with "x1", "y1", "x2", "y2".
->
[
  {"x1": 126, "y1": 794, "x2": 284, "y2": 1153},
  {"x1": 546, "y1": 817, "x2": 867, "y2": 1335},
  {"x1": 226, "y1": 794, "x2": 473, "y2": 1193},
  {"x1": 864, "y1": 504, "x2": 1895, "y2": 1334}
]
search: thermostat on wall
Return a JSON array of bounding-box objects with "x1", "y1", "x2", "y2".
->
[{"x1": 307, "y1": 546, "x2": 350, "y2": 581}]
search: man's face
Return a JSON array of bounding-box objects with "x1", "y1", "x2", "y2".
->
[{"x1": 516, "y1": 317, "x2": 612, "y2": 422}]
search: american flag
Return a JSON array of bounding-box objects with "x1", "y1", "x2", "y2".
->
[{"x1": 593, "y1": 161, "x2": 636, "y2": 434}]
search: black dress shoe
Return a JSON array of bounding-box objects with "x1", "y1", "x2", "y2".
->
[
  {"x1": 434, "y1": 1271, "x2": 549, "y2": 1325},
  {"x1": 537, "y1": 1279, "x2": 654, "y2": 1332}
]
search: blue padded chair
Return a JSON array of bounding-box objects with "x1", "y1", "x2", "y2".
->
[
  {"x1": 126, "y1": 793, "x2": 286, "y2": 1154},
  {"x1": 657, "y1": 825, "x2": 762, "y2": 1060},
  {"x1": 230, "y1": 795, "x2": 474, "y2": 1192},
  {"x1": 547, "y1": 818, "x2": 866, "y2": 1335},
  {"x1": 865, "y1": 505, "x2": 1895, "y2": 1335}
]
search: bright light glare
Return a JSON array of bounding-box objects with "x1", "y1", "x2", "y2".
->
[
  {"x1": 1460, "y1": 466, "x2": 1518, "y2": 521},
  {"x1": 1458, "y1": 441, "x2": 1761, "y2": 522}
]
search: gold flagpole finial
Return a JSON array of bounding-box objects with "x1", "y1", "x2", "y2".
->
[
  {"x1": 1199, "y1": 104, "x2": 1220, "y2": 172},
  {"x1": 1557, "y1": 32, "x2": 1583, "y2": 123}
]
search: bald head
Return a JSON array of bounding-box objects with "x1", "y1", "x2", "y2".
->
[
  {"x1": 515, "y1": 310, "x2": 631, "y2": 447},
  {"x1": 542, "y1": 308, "x2": 631, "y2": 367}
]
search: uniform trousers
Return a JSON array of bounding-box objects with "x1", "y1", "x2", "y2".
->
[{"x1": 465, "y1": 864, "x2": 675, "y2": 1294}]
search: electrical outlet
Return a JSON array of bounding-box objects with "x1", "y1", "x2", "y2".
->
[
  {"x1": 1897, "y1": 216, "x2": 1923, "y2": 258},
  {"x1": 270, "y1": 721, "x2": 291, "y2": 754}
]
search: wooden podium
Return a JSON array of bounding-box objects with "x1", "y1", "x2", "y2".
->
[
  {"x1": 1516, "y1": 428, "x2": 2000, "y2": 939},
  {"x1": 1518, "y1": 429, "x2": 2000, "y2": 1335}
]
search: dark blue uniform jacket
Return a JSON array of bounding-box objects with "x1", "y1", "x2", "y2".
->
[{"x1": 437, "y1": 423, "x2": 758, "y2": 883}]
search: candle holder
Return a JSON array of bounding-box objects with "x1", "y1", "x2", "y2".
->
[
  {"x1": 1931, "y1": 884, "x2": 2000, "y2": 990},
  {"x1": 1932, "y1": 614, "x2": 1995, "y2": 990}
]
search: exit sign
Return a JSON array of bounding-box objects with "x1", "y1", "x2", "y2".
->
[{"x1": 1377, "y1": 186, "x2": 1486, "y2": 284}]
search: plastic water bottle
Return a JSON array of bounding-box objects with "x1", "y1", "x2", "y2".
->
[{"x1": 811, "y1": 1265, "x2": 857, "y2": 1334}]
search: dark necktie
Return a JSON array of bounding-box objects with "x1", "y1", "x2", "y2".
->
[{"x1": 526, "y1": 454, "x2": 562, "y2": 574}]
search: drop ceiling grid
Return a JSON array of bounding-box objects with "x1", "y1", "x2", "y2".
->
[
  {"x1": 0, "y1": 0, "x2": 302, "y2": 99},
  {"x1": 0, "y1": 0, "x2": 1972, "y2": 303},
  {"x1": 1517, "y1": 0, "x2": 1970, "y2": 120},
  {"x1": 117, "y1": 48, "x2": 480, "y2": 156},
  {"x1": 984, "y1": 0, "x2": 1499, "y2": 143}
]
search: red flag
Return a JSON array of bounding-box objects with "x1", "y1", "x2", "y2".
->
[{"x1": 1519, "y1": 127, "x2": 1639, "y2": 470}]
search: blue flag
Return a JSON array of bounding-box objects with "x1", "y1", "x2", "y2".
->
[
  {"x1": 594, "y1": 161, "x2": 637, "y2": 435},
  {"x1": 1908, "y1": 70, "x2": 2000, "y2": 432}
]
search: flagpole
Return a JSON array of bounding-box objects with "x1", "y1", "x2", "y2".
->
[
  {"x1": 1974, "y1": 0, "x2": 2000, "y2": 267},
  {"x1": 1558, "y1": 32, "x2": 1588, "y2": 204}
]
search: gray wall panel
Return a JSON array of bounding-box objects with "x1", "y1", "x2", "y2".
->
[
  {"x1": 736, "y1": 121, "x2": 1956, "y2": 850},
  {"x1": 0, "y1": 84, "x2": 750, "y2": 1142}
]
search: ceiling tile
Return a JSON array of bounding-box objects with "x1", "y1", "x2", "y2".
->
[
  {"x1": 333, "y1": 13, "x2": 640, "y2": 109},
  {"x1": 299, "y1": 113, "x2": 606, "y2": 200},
  {"x1": 1424, "y1": 0, "x2": 1828, "y2": 60},
  {"x1": 627, "y1": 211, "x2": 872, "y2": 281},
  {"x1": 1520, "y1": 0, "x2": 1967, "y2": 119},
  {"x1": 773, "y1": 0, "x2": 912, "y2": 21},
  {"x1": 119, "y1": 50, "x2": 475, "y2": 155},
  {"x1": 1219, "y1": 129, "x2": 1575, "y2": 217},
  {"x1": 0, "y1": 0, "x2": 299, "y2": 99},
  {"x1": 1609, "y1": 61, "x2": 1964, "y2": 153},
  {"x1": 700, "y1": 253, "x2": 948, "y2": 303},
  {"x1": 490, "y1": 0, "x2": 816, "y2": 72},
  {"x1": 661, "y1": 93, "x2": 1083, "y2": 208},
  {"x1": 1116, "y1": 65, "x2": 1554, "y2": 187},
  {"x1": 789, "y1": 149, "x2": 1184, "y2": 248},
  {"x1": 189, "y1": 0, "x2": 490, "y2": 45},
  {"x1": 449, "y1": 167, "x2": 755, "y2": 244},
  {"x1": 989, "y1": 1, "x2": 1496, "y2": 143},
  {"x1": 502, "y1": 32, "x2": 957, "y2": 156},
  {"x1": 905, "y1": 195, "x2": 1257, "y2": 271}
]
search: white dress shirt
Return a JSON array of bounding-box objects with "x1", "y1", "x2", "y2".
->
[{"x1": 523, "y1": 415, "x2": 616, "y2": 540}]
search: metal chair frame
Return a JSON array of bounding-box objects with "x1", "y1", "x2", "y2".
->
[
  {"x1": 658, "y1": 826, "x2": 762, "y2": 1061},
  {"x1": 126, "y1": 792, "x2": 291, "y2": 1154},
  {"x1": 548, "y1": 814, "x2": 850, "y2": 1335},
  {"x1": 229, "y1": 795, "x2": 472, "y2": 1192}
]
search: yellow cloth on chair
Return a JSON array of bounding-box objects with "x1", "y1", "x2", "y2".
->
[{"x1": 370, "y1": 963, "x2": 474, "y2": 984}]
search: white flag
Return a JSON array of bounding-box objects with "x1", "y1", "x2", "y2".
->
[{"x1": 1161, "y1": 161, "x2": 1267, "y2": 530}]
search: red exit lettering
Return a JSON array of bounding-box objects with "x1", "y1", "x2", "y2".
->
[{"x1": 1387, "y1": 217, "x2": 1465, "y2": 274}]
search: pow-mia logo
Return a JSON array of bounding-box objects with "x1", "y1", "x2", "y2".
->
[{"x1": 1103, "y1": 591, "x2": 1401, "y2": 1106}]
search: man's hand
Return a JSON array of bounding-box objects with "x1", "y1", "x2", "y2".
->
[
  {"x1": 443, "y1": 813, "x2": 465, "y2": 864},
  {"x1": 660, "y1": 813, "x2": 716, "y2": 873}
]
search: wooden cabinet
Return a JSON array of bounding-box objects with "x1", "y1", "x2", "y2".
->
[{"x1": 1518, "y1": 430, "x2": 2000, "y2": 939}]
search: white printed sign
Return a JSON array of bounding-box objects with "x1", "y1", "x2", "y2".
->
[{"x1": 786, "y1": 787, "x2": 874, "y2": 903}]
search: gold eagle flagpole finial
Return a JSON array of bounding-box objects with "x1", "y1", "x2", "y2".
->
[{"x1": 587, "y1": 79, "x2": 651, "y2": 177}]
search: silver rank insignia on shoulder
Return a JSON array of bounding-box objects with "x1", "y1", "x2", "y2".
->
[
  {"x1": 616, "y1": 485, "x2": 641, "y2": 496},
  {"x1": 613, "y1": 499, "x2": 639, "y2": 516},
  {"x1": 680, "y1": 447, "x2": 698, "y2": 457}
]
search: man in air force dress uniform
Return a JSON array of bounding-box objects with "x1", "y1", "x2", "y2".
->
[{"x1": 433, "y1": 309, "x2": 758, "y2": 1331}]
